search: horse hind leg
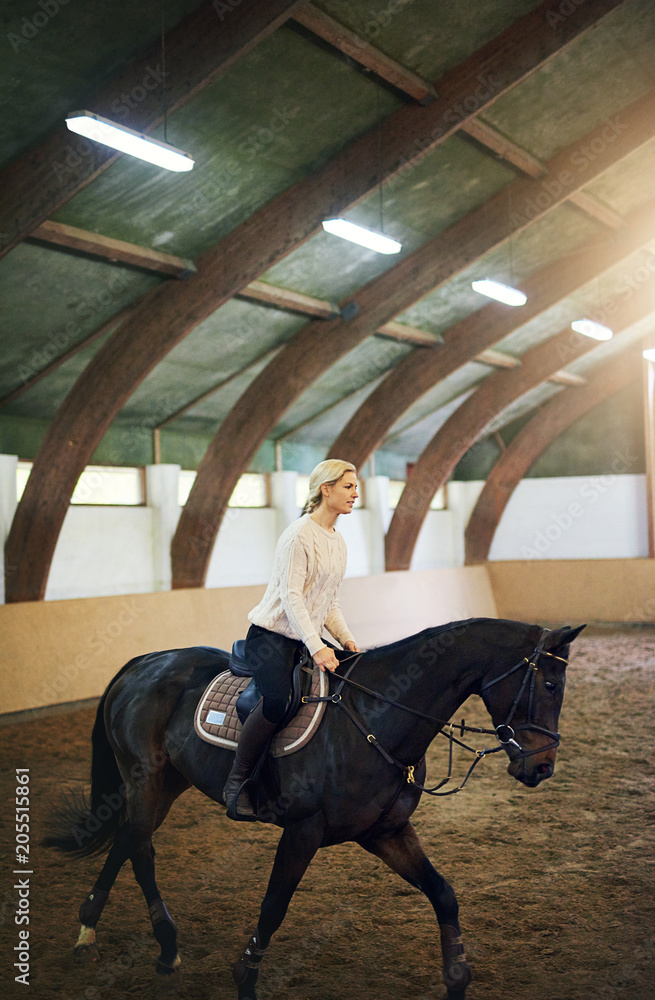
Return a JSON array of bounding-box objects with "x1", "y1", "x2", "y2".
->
[
  {"x1": 126, "y1": 765, "x2": 190, "y2": 977},
  {"x1": 74, "y1": 822, "x2": 133, "y2": 962},
  {"x1": 358, "y1": 821, "x2": 472, "y2": 999}
]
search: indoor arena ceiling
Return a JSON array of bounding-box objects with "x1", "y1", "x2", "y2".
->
[{"x1": 2, "y1": 0, "x2": 655, "y2": 481}]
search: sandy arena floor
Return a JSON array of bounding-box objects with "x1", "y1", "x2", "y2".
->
[{"x1": 1, "y1": 625, "x2": 654, "y2": 1000}]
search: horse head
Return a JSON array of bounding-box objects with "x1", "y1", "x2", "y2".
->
[{"x1": 480, "y1": 624, "x2": 586, "y2": 788}]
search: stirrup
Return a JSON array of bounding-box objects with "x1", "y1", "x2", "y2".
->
[{"x1": 226, "y1": 777, "x2": 259, "y2": 823}]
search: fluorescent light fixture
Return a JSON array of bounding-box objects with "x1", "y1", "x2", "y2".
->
[
  {"x1": 471, "y1": 279, "x2": 527, "y2": 306},
  {"x1": 643, "y1": 348, "x2": 655, "y2": 362},
  {"x1": 65, "y1": 111, "x2": 194, "y2": 172},
  {"x1": 571, "y1": 318, "x2": 613, "y2": 341},
  {"x1": 322, "y1": 219, "x2": 401, "y2": 254}
]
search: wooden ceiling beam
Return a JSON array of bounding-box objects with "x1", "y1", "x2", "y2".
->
[
  {"x1": 4, "y1": 0, "x2": 625, "y2": 601},
  {"x1": 328, "y1": 190, "x2": 655, "y2": 471},
  {"x1": 549, "y1": 369, "x2": 587, "y2": 386},
  {"x1": 567, "y1": 190, "x2": 625, "y2": 229},
  {"x1": 0, "y1": 0, "x2": 302, "y2": 259},
  {"x1": 476, "y1": 348, "x2": 521, "y2": 369},
  {"x1": 169, "y1": 84, "x2": 651, "y2": 591},
  {"x1": 460, "y1": 118, "x2": 545, "y2": 178},
  {"x1": 461, "y1": 119, "x2": 624, "y2": 230},
  {"x1": 292, "y1": 2, "x2": 436, "y2": 102},
  {"x1": 28, "y1": 220, "x2": 196, "y2": 278},
  {"x1": 464, "y1": 349, "x2": 641, "y2": 565},
  {"x1": 237, "y1": 281, "x2": 337, "y2": 318},
  {"x1": 296, "y1": 4, "x2": 626, "y2": 235},
  {"x1": 376, "y1": 322, "x2": 443, "y2": 346},
  {"x1": 384, "y1": 281, "x2": 655, "y2": 572},
  {"x1": 381, "y1": 360, "x2": 583, "y2": 447}
]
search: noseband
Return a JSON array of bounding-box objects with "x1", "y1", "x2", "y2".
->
[{"x1": 480, "y1": 631, "x2": 568, "y2": 759}]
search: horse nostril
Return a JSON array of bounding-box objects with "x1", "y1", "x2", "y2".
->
[{"x1": 537, "y1": 763, "x2": 551, "y2": 775}]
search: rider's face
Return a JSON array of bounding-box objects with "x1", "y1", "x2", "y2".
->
[{"x1": 323, "y1": 473, "x2": 359, "y2": 514}]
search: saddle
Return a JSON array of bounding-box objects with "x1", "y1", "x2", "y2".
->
[
  {"x1": 194, "y1": 640, "x2": 329, "y2": 757},
  {"x1": 228, "y1": 639, "x2": 313, "y2": 726}
]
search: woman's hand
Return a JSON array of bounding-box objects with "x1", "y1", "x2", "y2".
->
[
  {"x1": 313, "y1": 646, "x2": 340, "y2": 673},
  {"x1": 344, "y1": 640, "x2": 360, "y2": 653}
]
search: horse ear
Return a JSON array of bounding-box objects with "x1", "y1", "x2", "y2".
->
[{"x1": 543, "y1": 624, "x2": 586, "y2": 651}]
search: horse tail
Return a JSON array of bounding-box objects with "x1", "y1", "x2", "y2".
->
[{"x1": 43, "y1": 655, "x2": 143, "y2": 858}]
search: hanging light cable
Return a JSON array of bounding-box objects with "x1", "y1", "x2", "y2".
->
[
  {"x1": 65, "y1": 9, "x2": 194, "y2": 172},
  {"x1": 322, "y1": 81, "x2": 400, "y2": 254}
]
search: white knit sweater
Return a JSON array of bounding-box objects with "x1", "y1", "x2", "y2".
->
[{"x1": 248, "y1": 514, "x2": 355, "y2": 656}]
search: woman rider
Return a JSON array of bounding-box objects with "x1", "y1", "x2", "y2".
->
[{"x1": 223, "y1": 459, "x2": 360, "y2": 820}]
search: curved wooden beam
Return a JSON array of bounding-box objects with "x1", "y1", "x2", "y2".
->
[
  {"x1": 6, "y1": 2, "x2": 618, "y2": 603},
  {"x1": 0, "y1": 0, "x2": 302, "y2": 258},
  {"x1": 464, "y1": 349, "x2": 641, "y2": 565},
  {"x1": 328, "y1": 194, "x2": 655, "y2": 470},
  {"x1": 384, "y1": 281, "x2": 655, "y2": 571},
  {"x1": 171, "y1": 90, "x2": 655, "y2": 589}
]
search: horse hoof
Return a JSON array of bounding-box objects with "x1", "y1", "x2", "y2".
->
[
  {"x1": 446, "y1": 990, "x2": 467, "y2": 1000},
  {"x1": 156, "y1": 955, "x2": 182, "y2": 979},
  {"x1": 236, "y1": 970, "x2": 258, "y2": 1000},
  {"x1": 74, "y1": 943, "x2": 100, "y2": 964}
]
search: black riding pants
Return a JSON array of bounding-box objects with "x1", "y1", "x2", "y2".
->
[{"x1": 244, "y1": 624, "x2": 307, "y2": 724}]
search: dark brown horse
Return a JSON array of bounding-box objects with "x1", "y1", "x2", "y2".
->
[{"x1": 45, "y1": 617, "x2": 584, "y2": 999}]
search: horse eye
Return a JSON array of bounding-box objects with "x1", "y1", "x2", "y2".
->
[{"x1": 545, "y1": 681, "x2": 558, "y2": 692}]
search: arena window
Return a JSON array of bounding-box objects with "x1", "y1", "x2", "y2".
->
[
  {"x1": 17, "y1": 462, "x2": 144, "y2": 505},
  {"x1": 388, "y1": 479, "x2": 447, "y2": 510},
  {"x1": 178, "y1": 471, "x2": 268, "y2": 508}
]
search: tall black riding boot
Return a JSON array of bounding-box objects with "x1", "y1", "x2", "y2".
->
[{"x1": 224, "y1": 702, "x2": 278, "y2": 821}]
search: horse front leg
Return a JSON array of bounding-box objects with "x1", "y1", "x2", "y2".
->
[
  {"x1": 233, "y1": 813, "x2": 326, "y2": 1000},
  {"x1": 358, "y1": 821, "x2": 472, "y2": 999}
]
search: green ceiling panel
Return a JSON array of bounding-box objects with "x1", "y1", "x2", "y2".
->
[
  {"x1": 0, "y1": 242, "x2": 157, "y2": 398},
  {"x1": 395, "y1": 203, "x2": 601, "y2": 336},
  {"x1": 119, "y1": 299, "x2": 305, "y2": 424},
  {"x1": 583, "y1": 139, "x2": 655, "y2": 217},
  {"x1": 3, "y1": 0, "x2": 653, "y2": 483},
  {"x1": 479, "y1": 0, "x2": 655, "y2": 163},
  {"x1": 527, "y1": 384, "x2": 645, "y2": 478},
  {"x1": 158, "y1": 426, "x2": 276, "y2": 473},
  {"x1": 52, "y1": 27, "x2": 401, "y2": 260},
  {"x1": 0, "y1": 0, "x2": 205, "y2": 169},
  {"x1": 281, "y1": 373, "x2": 390, "y2": 449},
  {"x1": 165, "y1": 350, "x2": 277, "y2": 435},
  {"x1": 3, "y1": 328, "x2": 114, "y2": 420},
  {"x1": 493, "y1": 244, "x2": 655, "y2": 355},
  {"x1": 272, "y1": 335, "x2": 411, "y2": 438},
  {"x1": 386, "y1": 361, "x2": 492, "y2": 442},
  {"x1": 263, "y1": 134, "x2": 515, "y2": 301},
  {"x1": 384, "y1": 388, "x2": 477, "y2": 460},
  {"x1": 318, "y1": 0, "x2": 543, "y2": 83},
  {"x1": 0, "y1": 414, "x2": 50, "y2": 461},
  {"x1": 453, "y1": 381, "x2": 646, "y2": 481}
]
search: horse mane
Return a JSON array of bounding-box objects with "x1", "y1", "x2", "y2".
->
[
  {"x1": 360, "y1": 617, "x2": 482, "y2": 657},
  {"x1": 357, "y1": 617, "x2": 540, "y2": 666}
]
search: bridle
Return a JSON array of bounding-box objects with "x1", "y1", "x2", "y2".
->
[
  {"x1": 480, "y1": 632, "x2": 567, "y2": 759},
  {"x1": 304, "y1": 628, "x2": 569, "y2": 797}
]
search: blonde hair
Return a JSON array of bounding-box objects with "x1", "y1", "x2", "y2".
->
[{"x1": 302, "y1": 459, "x2": 357, "y2": 515}]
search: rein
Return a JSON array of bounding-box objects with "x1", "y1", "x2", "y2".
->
[{"x1": 303, "y1": 630, "x2": 568, "y2": 797}]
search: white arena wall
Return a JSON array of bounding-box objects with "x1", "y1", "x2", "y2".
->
[
  {"x1": 1, "y1": 462, "x2": 649, "y2": 603},
  {"x1": 1, "y1": 459, "x2": 654, "y2": 715}
]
